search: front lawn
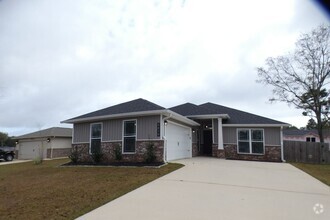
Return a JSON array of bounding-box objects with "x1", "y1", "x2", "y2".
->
[
  {"x1": 0, "y1": 159, "x2": 183, "y2": 220},
  {"x1": 291, "y1": 163, "x2": 330, "y2": 186}
]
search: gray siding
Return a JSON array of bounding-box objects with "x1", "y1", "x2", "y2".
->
[
  {"x1": 222, "y1": 127, "x2": 281, "y2": 146},
  {"x1": 264, "y1": 127, "x2": 281, "y2": 146},
  {"x1": 223, "y1": 127, "x2": 236, "y2": 144},
  {"x1": 192, "y1": 127, "x2": 199, "y2": 143},
  {"x1": 137, "y1": 115, "x2": 160, "y2": 140},
  {"x1": 73, "y1": 115, "x2": 161, "y2": 143},
  {"x1": 73, "y1": 123, "x2": 90, "y2": 143},
  {"x1": 103, "y1": 119, "x2": 122, "y2": 141}
]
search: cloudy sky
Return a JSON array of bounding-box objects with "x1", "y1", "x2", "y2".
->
[{"x1": 0, "y1": 0, "x2": 329, "y2": 136}]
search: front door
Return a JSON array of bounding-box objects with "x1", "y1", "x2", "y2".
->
[{"x1": 203, "y1": 130, "x2": 212, "y2": 155}]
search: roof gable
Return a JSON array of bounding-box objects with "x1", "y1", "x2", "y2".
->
[
  {"x1": 67, "y1": 98, "x2": 165, "y2": 121},
  {"x1": 169, "y1": 103, "x2": 218, "y2": 116},
  {"x1": 200, "y1": 102, "x2": 287, "y2": 125}
]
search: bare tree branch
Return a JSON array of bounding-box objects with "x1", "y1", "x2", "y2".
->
[{"x1": 256, "y1": 25, "x2": 330, "y2": 142}]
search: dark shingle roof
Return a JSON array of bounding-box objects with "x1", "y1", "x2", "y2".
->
[
  {"x1": 68, "y1": 98, "x2": 165, "y2": 121},
  {"x1": 283, "y1": 129, "x2": 321, "y2": 136},
  {"x1": 169, "y1": 103, "x2": 218, "y2": 116},
  {"x1": 16, "y1": 127, "x2": 72, "y2": 139},
  {"x1": 199, "y1": 102, "x2": 287, "y2": 125}
]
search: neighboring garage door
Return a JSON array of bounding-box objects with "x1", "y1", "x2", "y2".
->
[
  {"x1": 166, "y1": 121, "x2": 192, "y2": 161},
  {"x1": 19, "y1": 141, "x2": 46, "y2": 159}
]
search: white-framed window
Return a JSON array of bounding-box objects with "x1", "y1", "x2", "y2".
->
[
  {"x1": 237, "y1": 129, "x2": 264, "y2": 154},
  {"x1": 90, "y1": 123, "x2": 102, "y2": 154},
  {"x1": 306, "y1": 137, "x2": 316, "y2": 142},
  {"x1": 123, "y1": 120, "x2": 137, "y2": 153}
]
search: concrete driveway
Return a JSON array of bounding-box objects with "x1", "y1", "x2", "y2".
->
[{"x1": 78, "y1": 157, "x2": 330, "y2": 220}]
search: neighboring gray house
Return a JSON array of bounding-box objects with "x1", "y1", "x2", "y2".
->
[
  {"x1": 62, "y1": 98, "x2": 289, "y2": 162},
  {"x1": 16, "y1": 127, "x2": 72, "y2": 159},
  {"x1": 283, "y1": 129, "x2": 330, "y2": 143}
]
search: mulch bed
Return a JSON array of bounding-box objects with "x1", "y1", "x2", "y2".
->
[{"x1": 61, "y1": 161, "x2": 166, "y2": 167}]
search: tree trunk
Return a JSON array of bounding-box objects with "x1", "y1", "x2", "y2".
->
[{"x1": 316, "y1": 111, "x2": 324, "y2": 143}]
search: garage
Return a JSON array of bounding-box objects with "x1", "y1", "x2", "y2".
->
[
  {"x1": 18, "y1": 141, "x2": 46, "y2": 159},
  {"x1": 165, "y1": 121, "x2": 192, "y2": 161},
  {"x1": 16, "y1": 127, "x2": 72, "y2": 160}
]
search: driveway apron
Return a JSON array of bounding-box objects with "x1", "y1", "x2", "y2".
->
[{"x1": 77, "y1": 157, "x2": 330, "y2": 220}]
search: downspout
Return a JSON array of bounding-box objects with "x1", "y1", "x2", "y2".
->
[
  {"x1": 50, "y1": 136, "x2": 55, "y2": 159},
  {"x1": 162, "y1": 113, "x2": 172, "y2": 163},
  {"x1": 280, "y1": 126, "x2": 286, "y2": 162}
]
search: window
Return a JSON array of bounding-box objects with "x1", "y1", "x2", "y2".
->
[
  {"x1": 306, "y1": 137, "x2": 316, "y2": 142},
  {"x1": 237, "y1": 129, "x2": 264, "y2": 154},
  {"x1": 90, "y1": 123, "x2": 102, "y2": 154},
  {"x1": 123, "y1": 120, "x2": 136, "y2": 153}
]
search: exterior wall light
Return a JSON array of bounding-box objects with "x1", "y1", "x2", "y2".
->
[
  {"x1": 164, "y1": 120, "x2": 168, "y2": 126},
  {"x1": 47, "y1": 138, "x2": 51, "y2": 142}
]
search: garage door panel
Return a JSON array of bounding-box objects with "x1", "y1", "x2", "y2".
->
[
  {"x1": 19, "y1": 141, "x2": 47, "y2": 159},
  {"x1": 166, "y1": 122, "x2": 192, "y2": 161}
]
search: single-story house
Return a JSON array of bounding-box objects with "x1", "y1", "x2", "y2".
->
[
  {"x1": 15, "y1": 127, "x2": 72, "y2": 159},
  {"x1": 283, "y1": 129, "x2": 330, "y2": 143},
  {"x1": 62, "y1": 98, "x2": 289, "y2": 162}
]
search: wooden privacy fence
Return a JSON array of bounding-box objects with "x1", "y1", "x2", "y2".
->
[{"x1": 283, "y1": 141, "x2": 330, "y2": 164}]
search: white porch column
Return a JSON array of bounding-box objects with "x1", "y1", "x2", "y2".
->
[{"x1": 218, "y1": 118, "x2": 224, "y2": 149}]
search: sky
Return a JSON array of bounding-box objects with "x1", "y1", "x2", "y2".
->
[{"x1": 0, "y1": 0, "x2": 329, "y2": 136}]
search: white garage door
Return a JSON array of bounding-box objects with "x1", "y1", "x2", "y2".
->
[
  {"x1": 19, "y1": 141, "x2": 46, "y2": 159},
  {"x1": 166, "y1": 122, "x2": 192, "y2": 161}
]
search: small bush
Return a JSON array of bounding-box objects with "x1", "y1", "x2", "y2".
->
[
  {"x1": 69, "y1": 147, "x2": 80, "y2": 164},
  {"x1": 91, "y1": 150, "x2": 104, "y2": 164},
  {"x1": 114, "y1": 145, "x2": 122, "y2": 161},
  {"x1": 145, "y1": 142, "x2": 156, "y2": 163},
  {"x1": 33, "y1": 156, "x2": 43, "y2": 165}
]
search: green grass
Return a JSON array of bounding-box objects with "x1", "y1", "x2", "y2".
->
[
  {"x1": 291, "y1": 163, "x2": 330, "y2": 186},
  {"x1": 0, "y1": 159, "x2": 183, "y2": 220}
]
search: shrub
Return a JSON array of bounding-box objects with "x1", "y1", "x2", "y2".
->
[
  {"x1": 68, "y1": 147, "x2": 80, "y2": 164},
  {"x1": 113, "y1": 144, "x2": 122, "y2": 161},
  {"x1": 91, "y1": 150, "x2": 104, "y2": 164},
  {"x1": 33, "y1": 156, "x2": 43, "y2": 165},
  {"x1": 145, "y1": 142, "x2": 156, "y2": 163}
]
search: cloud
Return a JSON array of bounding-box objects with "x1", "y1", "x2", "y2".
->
[{"x1": 0, "y1": 0, "x2": 328, "y2": 135}]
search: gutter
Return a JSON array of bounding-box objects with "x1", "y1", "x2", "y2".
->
[
  {"x1": 162, "y1": 113, "x2": 172, "y2": 163},
  {"x1": 280, "y1": 126, "x2": 286, "y2": 162},
  {"x1": 50, "y1": 136, "x2": 55, "y2": 159}
]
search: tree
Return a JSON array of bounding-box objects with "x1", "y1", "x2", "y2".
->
[
  {"x1": 257, "y1": 25, "x2": 330, "y2": 142},
  {"x1": 0, "y1": 132, "x2": 9, "y2": 146},
  {"x1": 306, "y1": 118, "x2": 317, "y2": 130}
]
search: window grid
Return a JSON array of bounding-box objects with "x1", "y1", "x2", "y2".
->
[
  {"x1": 237, "y1": 129, "x2": 264, "y2": 154},
  {"x1": 90, "y1": 123, "x2": 102, "y2": 154},
  {"x1": 123, "y1": 120, "x2": 137, "y2": 153}
]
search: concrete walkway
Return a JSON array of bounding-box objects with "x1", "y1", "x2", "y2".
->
[
  {"x1": 78, "y1": 157, "x2": 330, "y2": 220},
  {"x1": 0, "y1": 159, "x2": 31, "y2": 166}
]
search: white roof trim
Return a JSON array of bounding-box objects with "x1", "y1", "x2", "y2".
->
[
  {"x1": 186, "y1": 114, "x2": 230, "y2": 119},
  {"x1": 222, "y1": 124, "x2": 290, "y2": 127},
  {"x1": 165, "y1": 110, "x2": 200, "y2": 126}
]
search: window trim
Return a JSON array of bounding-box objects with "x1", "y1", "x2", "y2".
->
[
  {"x1": 306, "y1": 136, "x2": 316, "y2": 142},
  {"x1": 90, "y1": 122, "x2": 102, "y2": 154},
  {"x1": 237, "y1": 128, "x2": 264, "y2": 155},
  {"x1": 122, "y1": 119, "x2": 137, "y2": 154}
]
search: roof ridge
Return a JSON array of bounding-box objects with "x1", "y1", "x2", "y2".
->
[
  {"x1": 64, "y1": 98, "x2": 166, "y2": 122},
  {"x1": 201, "y1": 102, "x2": 279, "y2": 120},
  {"x1": 200, "y1": 102, "x2": 287, "y2": 125}
]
